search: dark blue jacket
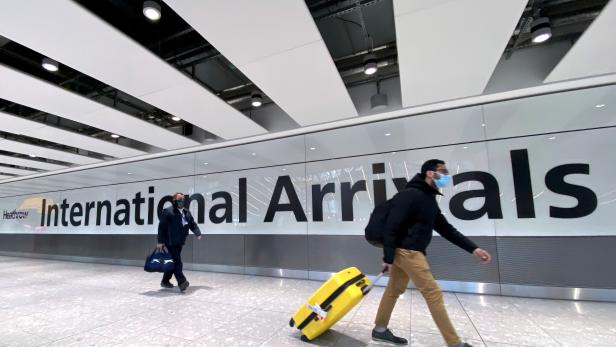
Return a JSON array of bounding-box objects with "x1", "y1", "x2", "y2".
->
[{"x1": 157, "y1": 206, "x2": 202, "y2": 246}]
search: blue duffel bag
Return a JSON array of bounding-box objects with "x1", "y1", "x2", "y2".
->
[{"x1": 144, "y1": 248, "x2": 175, "y2": 273}]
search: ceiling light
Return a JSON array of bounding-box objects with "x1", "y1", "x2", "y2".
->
[
  {"x1": 251, "y1": 93, "x2": 263, "y2": 107},
  {"x1": 203, "y1": 162, "x2": 208, "y2": 165},
  {"x1": 127, "y1": 172, "x2": 133, "y2": 175},
  {"x1": 384, "y1": 133, "x2": 391, "y2": 137},
  {"x1": 309, "y1": 147, "x2": 316, "y2": 151},
  {"x1": 548, "y1": 136, "x2": 556, "y2": 140},
  {"x1": 111, "y1": 134, "x2": 120, "y2": 139},
  {"x1": 251, "y1": 152, "x2": 257, "y2": 156},
  {"x1": 531, "y1": 17, "x2": 552, "y2": 43},
  {"x1": 595, "y1": 104, "x2": 606, "y2": 108},
  {"x1": 481, "y1": 123, "x2": 486, "y2": 127},
  {"x1": 363, "y1": 54, "x2": 378, "y2": 75},
  {"x1": 463, "y1": 146, "x2": 468, "y2": 149},
  {"x1": 142, "y1": 1, "x2": 162, "y2": 21},
  {"x1": 171, "y1": 116, "x2": 181, "y2": 121},
  {"x1": 29, "y1": 154, "x2": 37, "y2": 158},
  {"x1": 41, "y1": 57, "x2": 59, "y2": 72}
]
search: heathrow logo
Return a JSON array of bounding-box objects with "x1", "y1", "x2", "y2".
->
[{"x1": 2, "y1": 209, "x2": 29, "y2": 220}]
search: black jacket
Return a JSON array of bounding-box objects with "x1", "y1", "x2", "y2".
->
[
  {"x1": 383, "y1": 174, "x2": 477, "y2": 264},
  {"x1": 157, "y1": 206, "x2": 202, "y2": 246}
]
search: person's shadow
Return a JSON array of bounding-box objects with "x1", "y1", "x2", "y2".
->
[{"x1": 139, "y1": 285, "x2": 213, "y2": 297}]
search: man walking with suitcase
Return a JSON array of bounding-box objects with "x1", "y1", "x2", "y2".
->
[
  {"x1": 157, "y1": 192, "x2": 202, "y2": 291},
  {"x1": 372, "y1": 159, "x2": 492, "y2": 347}
]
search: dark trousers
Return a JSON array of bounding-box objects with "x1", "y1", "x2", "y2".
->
[{"x1": 162, "y1": 245, "x2": 186, "y2": 284}]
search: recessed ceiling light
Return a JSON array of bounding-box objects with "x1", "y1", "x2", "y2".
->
[
  {"x1": 251, "y1": 93, "x2": 263, "y2": 107},
  {"x1": 203, "y1": 162, "x2": 208, "y2": 165},
  {"x1": 251, "y1": 152, "x2": 257, "y2": 156},
  {"x1": 111, "y1": 134, "x2": 120, "y2": 138},
  {"x1": 309, "y1": 147, "x2": 316, "y2": 151},
  {"x1": 282, "y1": 168, "x2": 287, "y2": 171},
  {"x1": 463, "y1": 146, "x2": 468, "y2": 149},
  {"x1": 127, "y1": 172, "x2": 133, "y2": 175},
  {"x1": 142, "y1": 1, "x2": 161, "y2": 21},
  {"x1": 548, "y1": 136, "x2": 556, "y2": 140},
  {"x1": 171, "y1": 116, "x2": 181, "y2": 121},
  {"x1": 531, "y1": 17, "x2": 552, "y2": 43},
  {"x1": 384, "y1": 133, "x2": 391, "y2": 137},
  {"x1": 363, "y1": 54, "x2": 378, "y2": 75},
  {"x1": 41, "y1": 57, "x2": 59, "y2": 72},
  {"x1": 29, "y1": 154, "x2": 37, "y2": 158},
  {"x1": 481, "y1": 123, "x2": 486, "y2": 127},
  {"x1": 595, "y1": 104, "x2": 606, "y2": 108}
]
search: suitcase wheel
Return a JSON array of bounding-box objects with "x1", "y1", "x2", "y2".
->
[
  {"x1": 300, "y1": 335, "x2": 310, "y2": 342},
  {"x1": 289, "y1": 318, "x2": 295, "y2": 327}
]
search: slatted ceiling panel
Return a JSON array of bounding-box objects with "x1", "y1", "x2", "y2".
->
[
  {"x1": 0, "y1": 111, "x2": 147, "y2": 158},
  {"x1": 0, "y1": 138, "x2": 100, "y2": 165},
  {"x1": 0, "y1": 154, "x2": 68, "y2": 171},
  {"x1": 545, "y1": 1, "x2": 616, "y2": 83},
  {"x1": 0, "y1": 174, "x2": 14, "y2": 180},
  {"x1": 0, "y1": 64, "x2": 198, "y2": 150},
  {"x1": 0, "y1": 0, "x2": 266, "y2": 140},
  {"x1": 165, "y1": 0, "x2": 358, "y2": 127},
  {"x1": 393, "y1": 0, "x2": 527, "y2": 107},
  {"x1": 0, "y1": 166, "x2": 39, "y2": 176}
]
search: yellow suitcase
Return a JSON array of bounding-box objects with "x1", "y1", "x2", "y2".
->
[{"x1": 289, "y1": 267, "x2": 384, "y2": 342}]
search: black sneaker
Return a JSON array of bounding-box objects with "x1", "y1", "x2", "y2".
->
[
  {"x1": 371, "y1": 328, "x2": 408, "y2": 345},
  {"x1": 179, "y1": 280, "x2": 190, "y2": 292},
  {"x1": 160, "y1": 281, "x2": 174, "y2": 289}
]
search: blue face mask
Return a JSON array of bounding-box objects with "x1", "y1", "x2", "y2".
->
[{"x1": 434, "y1": 173, "x2": 452, "y2": 188}]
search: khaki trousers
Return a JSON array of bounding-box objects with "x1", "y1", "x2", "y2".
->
[{"x1": 375, "y1": 248, "x2": 461, "y2": 347}]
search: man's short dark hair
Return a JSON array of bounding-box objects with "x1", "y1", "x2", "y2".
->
[
  {"x1": 421, "y1": 159, "x2": 445, "y2": 177},
  {"x1": 172, "y1": 192, "x2": 184, "y2": 199}
]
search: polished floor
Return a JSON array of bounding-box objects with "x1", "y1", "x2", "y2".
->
[{"x1": 1, "y1": 256, "x2": 615, "y2": 347}]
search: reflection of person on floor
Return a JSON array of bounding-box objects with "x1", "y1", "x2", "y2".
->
[
  {"x1": 157, "y1": 192, "x2": 202, "y2": 292},
  {"x1": 372, "y1": 159, "x2": 492, "y2": 347}
]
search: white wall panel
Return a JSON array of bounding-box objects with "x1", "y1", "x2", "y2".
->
[
  {"x1": 0, "y1": 0, "x2": 266, "y2": 140},
  {"x1": 305, "y1": 106, "x2": 485, "y2": 161},
  {"x1": 394, "y1": 0, "x2": 527, "y2": 107},
  {"x1": 0, "y1": 111, "x2": 146, "y2": 158},
  {"x1": 0, "y1": 154, "x2": 68, "y2": 171},
  {"x1": 166, "y1": 0, "x2": 358, "y2": 126},
  {"x1": 0, "y1": 138, "x2": 100, "y2": 165},
  {"x1": 483, "y1": 84, "x2": 616, "y2": 139}
]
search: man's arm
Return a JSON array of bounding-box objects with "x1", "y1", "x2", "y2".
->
[
  {"x1": 186, "y1": 211, "x2": 202, "y2": 236},
  {"x1": 382, "y1": 193, "x2": 415, "y2": 264},
  {"x1": 157, "y1": 209, "x2": 169, "y2": 245},
  {"x1": 433, "y1": 212, "x2": 477, "y2": 253}
]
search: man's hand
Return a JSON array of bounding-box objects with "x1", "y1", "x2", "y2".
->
[
  {"x1": 156, "y1": 243, "x2": 165, "y2": 251},
  {"x1": 382, "y1": 262, "x2": 392, "y2": 273},
  {"x1": 196, "y1": 235, "x2": 202, "y2": 240},
  {"x1": 473, "y1": 248, "x2": 492, "y2": 264}
]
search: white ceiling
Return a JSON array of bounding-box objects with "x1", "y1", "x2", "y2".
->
[
  {"x1": 166, "y1": 0, "x2": 358, "y2": 127},
  {"x1": 0, "y1": 154, "x2": 69, "y2": 171},
  {"x1": 0, "y1": 111, "x2": 146, "y2": 158},
  {"x1": 0, "y1": 165, "x2": 39, "y2": 176},
  {"x1": 393, "y1": 0, "x2": 528, "y2": 107},
  {"x1": 0, "y1": 138, "x2": 101, "y2": 165},
  {"x1": 0, "y1": 0, "x2": 266, "y2": 140},
  {"x1": 545, "y1": 0, "x2": 616, "y2": 83},
  {"x1": 0, "y1": 64, "x2": 199, "y2": 150}
]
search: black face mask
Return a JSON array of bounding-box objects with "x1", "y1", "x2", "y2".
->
[{"x1": 173, "y1": 199, "x2": 185, "y2": 209}]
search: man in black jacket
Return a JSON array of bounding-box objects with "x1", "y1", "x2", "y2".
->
[
  {"x1": 157, "y1": 192, "x2": 202, "y2": 291},
  {"x1": 372, "y1": 159, "x2": 492, "y2": 347}
]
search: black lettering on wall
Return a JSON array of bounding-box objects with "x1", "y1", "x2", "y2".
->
[
  {"x1": 545, "y1": 164, "x2": 597, "y2": 218},
  {"x1": 47, "y1": 204, "x2": 59, "y2": 227},
  {"x1": 114, "y1": 199, "x2": 130, "y2": 225},
  {"x1": 60, "y1": 199, "x2": 70, "y2": 227},
  {"x1": 209, "y1": 191, "x2": 233, "y2": 224},
  {"x1": 311, "y1": 183, "x2": 335, "y2": 222},
  {"x1": 132, "y1": 192, "x2": 145, "y2": 225},
  {"x1": 264, "y1": 175, "x2": 307, "y2": 222},
  {"x1": 84, "y1": 201, "x2": 95, "y2": 226},
  {"x1": 69, "y1": 203, "x2": 83, "y2": 226},
  {"x1": 372, "y1": 163, "x2": 387, "y2": 205},
  {"x1": 185, "y1": 193, "x2": 205, "y2": 224},
  {"x1": 510, "y1": 149, "x2": 536, "y2": 218},
  {"x1": 96, "y1": 200, "x2": 112, "y2": 226},
  {"x1": 147, "y1": 186, "x2": 155, "y2": 224},
  {"x1": 40, "y1": 198, "x2": 46, "y2": 227},
  {"x1": 341, "y1": 180, "x2": 367, "y2": 221},
  {"x1": 239, "y1": 178, "x2": 247, "y2": 223},
  {"x1": 450, "y1": 172, "x2": 503, "y2": 220},
  {"x1": 393, "y1": 177, "x2": 409, "y2": 192}
]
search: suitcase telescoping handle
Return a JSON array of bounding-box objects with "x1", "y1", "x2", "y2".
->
[{"x1": 361, "y1": 268, "x2": 388, "y2": 295}]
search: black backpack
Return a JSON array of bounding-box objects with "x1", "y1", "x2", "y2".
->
[{"x1": 364, "y1": 200, "x2": 393, "y2": 248}]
